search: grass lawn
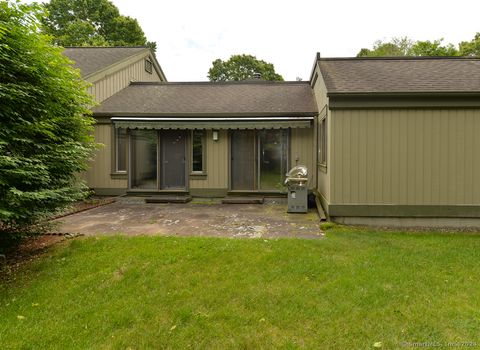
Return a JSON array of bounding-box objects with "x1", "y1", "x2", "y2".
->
[{"x1": 1, "y1": 227, "x2": 480, "y2": 349}]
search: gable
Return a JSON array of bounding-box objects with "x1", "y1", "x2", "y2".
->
[
  {"x1": 63, "y1": 47, "x2": 166, "y2": 83},
  {"x1": 63, "y1": 47, "x2": 147, "y2": 78}
]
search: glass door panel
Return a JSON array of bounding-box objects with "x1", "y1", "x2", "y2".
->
[
  {"x1": 259, "y1": 129, "x2": 288, "y2": 190},
  {"x1": 130, "y1": 130, "x2": 158, "y2": 189},
  {"x1": 161, "y1": 131, "x2": 186, "y2": 190},
  {"x1": 231, "y1": 130, "x2": 256, "y2": 190}
]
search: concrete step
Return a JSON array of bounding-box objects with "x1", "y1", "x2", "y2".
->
[
  {"x1": 222, "y1": 196, "x2": 264, "y2": 204},
  {"x1": 145, "y1": 195, "x2": 192, "y2": 204}
]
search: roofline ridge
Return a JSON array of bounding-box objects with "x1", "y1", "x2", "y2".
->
[
  {"x1": 129, "y1": 81, "x2": 310, "y2": 86},
  {"x1": 319, "y1": 56, "x2": 480, "y2": 61}
]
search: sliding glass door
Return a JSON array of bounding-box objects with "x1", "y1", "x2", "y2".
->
[
  {"x1": 160, "y1": 131, "x2": 186, "y2": 190},
  {"x1": 231, "y1": 129, "x2": 289, "y2": 191},
  {"x1": 129, "y1": 130, "x2": 187, "y2": 190},
  {"x1": 258, "y1": 130, "x2": 288, "y2": 190},
  {"x1": 130, "y1": 130, "x2": 158, "y2": 189},
  {"x1": 231, "y1": 130, "x2": 256, "y2": 190}
]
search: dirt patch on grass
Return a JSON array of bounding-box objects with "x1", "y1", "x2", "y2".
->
[{"x1": 0, "y1": 235, "x2": 66, "y2": 281}]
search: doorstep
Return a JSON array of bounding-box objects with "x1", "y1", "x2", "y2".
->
[
  {"x1": 222, "y1": 196, "x2": 264, "y2": 204},
  {"x1": 145, "y1": 195, "x2": 192, "y2": 204}
]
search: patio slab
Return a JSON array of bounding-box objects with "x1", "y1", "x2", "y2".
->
[{"x1": 54, "y1": 198, "x2": 323, "y2": 239}]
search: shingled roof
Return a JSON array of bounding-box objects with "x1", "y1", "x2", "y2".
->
[
  {"x1": 93, "y1": 81, "x2": 318, "y2": 117},
  {"x1": 318, "y1": 57, "x2": 480, "y2": 94},
  {"x1": 63, "y1": 47, "x2": 148, "y2": 78}
]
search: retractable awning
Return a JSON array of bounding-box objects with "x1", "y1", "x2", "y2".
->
[{"x1": 111, "y1": 117, "x2": 313, "y2": 130}]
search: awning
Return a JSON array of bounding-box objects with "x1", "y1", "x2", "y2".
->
[{"x1": 111, "y1": 117, "x2": 313, "y2": 130}]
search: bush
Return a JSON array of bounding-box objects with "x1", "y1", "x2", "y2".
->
[{"x1": 0, "y1": 1, "x2": 96, "y2": 235}]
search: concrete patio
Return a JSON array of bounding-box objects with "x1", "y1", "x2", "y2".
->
[{"x1": 54, "y1": 198, "x2": 323, "y2": 239}]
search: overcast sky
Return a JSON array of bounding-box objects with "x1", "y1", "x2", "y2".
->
[{"x1": 48, "y1": 0, "x2": 480, "y2": 81}]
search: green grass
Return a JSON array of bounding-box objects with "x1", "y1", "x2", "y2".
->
[{"x1": 1, "y1": 228, "x2": 480, "y2": 349}]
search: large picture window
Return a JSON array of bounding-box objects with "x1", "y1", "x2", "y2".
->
[
  {"x1": 115, "y1": 128, "x2": 127, "y2": 172},
  {"x1": 191, "y1": 130, "x2": 205, "y2": 173}
]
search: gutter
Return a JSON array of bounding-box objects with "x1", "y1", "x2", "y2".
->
[
  {"x1": 93, "y1": 112, "x2": 319, "y2": 118},
  {"x1": 110, "y1": 116, "x2": 315, "y2": 121}
]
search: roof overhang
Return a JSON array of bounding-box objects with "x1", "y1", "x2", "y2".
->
[
  {"x1": 110, "y1": 116, "x2": 313, "y2": 130},
  {"x1": 328, "y1": 92, "x2": 480, "y2": 109}
]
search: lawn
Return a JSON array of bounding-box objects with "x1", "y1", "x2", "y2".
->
[{"x1": 1, "y1": 227, "x2": 480, "y2": 349}]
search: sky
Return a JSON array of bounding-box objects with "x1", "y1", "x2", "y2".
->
[{"x1": 41, "y1": 0, "x2": 480, "y2": 81}]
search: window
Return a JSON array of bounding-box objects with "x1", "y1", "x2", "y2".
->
[
  {"x1": 115, "y1": 128, "x2": 127, "y2": 172},
  {"x1": 145, "y1": 59, "x2": 153, "y2": 74},
  {"x1": 318, "y1": 115, "x2": 327, "y2": 166},
  {"x1": 191, "y1": 130, "x2": 205, "y2": 173}
]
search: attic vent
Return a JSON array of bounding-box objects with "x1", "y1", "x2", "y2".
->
[
  {"x1": 253, "y1": 72, "x2": 262, "y2": 80},
  {"x1": 145, "y1": 59, "x2": 153, "y2": 74}
]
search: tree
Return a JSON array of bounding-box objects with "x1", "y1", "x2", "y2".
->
[
  {"x1": 208, "y1": 54, "x2": 284, "y2": 82},
  {"x1": 357, "y1": 37, "x2": 413, "y2": 57},
  {"x1": 410, "y1": 39, "x2": 458, "y2": 56},
  {"x1": 459, "y1": 33, "x2": 480, "y2": 56},
  {"x1": 42, "y1": 0, "x2": 156, "y2": 50},
  {"x1": 357, "y1": 37, "x2": 458, "y2": 57},
  {"x1": 0, "y1": 1, "x2": 96, "y2": 235}
]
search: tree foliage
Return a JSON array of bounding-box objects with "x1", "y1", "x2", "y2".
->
[
  {"x1": 357, "y1": 37, "x2": 461, "y2": 57},
  {"x1": 357, "y1": 37, "x2": 413, "y2": 57},
  {"x1": 409, "y1": 39, "x2": 458, "y2": 56},
  {"x1": 459, "y1": 33, "x2": 480, "y2": 56},
  {"x1": 42, "y1": 0, "x2": 156, "y2": 50},
  {"x1": 0, "y1": 1, "x2": 96, "y2": 234},
  {"x1": 208, "y1": 54, "x2": 283, "y2": 82},
  {"x1": 357, "y1": 34, "x2": 480, "y2": 57}
]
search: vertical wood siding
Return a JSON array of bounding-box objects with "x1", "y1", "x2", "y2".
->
[
  {"x1": 331, "y1": 109, "x2": 480, "y2": 205},
  {"x1": 88, "y1": 57, "x2": 161, "y2": 103},
  {"x1": 85, "y1": 125, "x2": 127, "y2": 189},
  {"x1": 290, "y1": 128, "x2": 315, "y2": 189},
  {"x1": 189, "y1": 130, "x2": 229, "y2": 189},
  {"x1": 312, "y1": 65, "x2": 330, "y2": 201}
]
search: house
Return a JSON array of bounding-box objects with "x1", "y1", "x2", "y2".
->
[
  {"x1": 311, "y1": 54, "x2": 480, "y2": 226},
  {"x1": 64, "y1": 47, "x2": 318, "y2": 199},
  {"x1": 65, "y1": 47, "x2": 480, "y2": 226}
]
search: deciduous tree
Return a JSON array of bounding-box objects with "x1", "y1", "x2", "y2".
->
[
  {"x1": 409, "y1": 39, "x2": 458, "y2": 56},
  {"x1": 42, "y1": 0, "x2": 156, "y2": 50},
  {"x1": 208, "y1": 54, "x2": 283, "y2": 82},
  {"x1": 357, "y1": 37, "x2": 459, "y2": 57},
  {"x1": 357, "y1": 37, "x2": 413, "y2": 57},
  {"x1": 459, "y1": 33, "x2": 480, "y2": 56}
]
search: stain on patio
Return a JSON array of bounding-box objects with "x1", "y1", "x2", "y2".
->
[{"x1": 54, "y1": 198, "x2": 323, "y2": 239}]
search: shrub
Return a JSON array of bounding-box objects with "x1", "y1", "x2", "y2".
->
[{"x1": 0, "y1": 1, "x2": 96, "y2": 235}]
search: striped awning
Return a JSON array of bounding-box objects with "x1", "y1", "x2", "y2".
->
[{"x1": 111, "y1": 117, "x2": 313, "y2": 130}]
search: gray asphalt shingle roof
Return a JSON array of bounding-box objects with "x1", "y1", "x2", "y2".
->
[
  {"x1": 93, "y1": 81, "x2": 318, "y2": 117},
  {"x1": 63, "y1": 47, "x2": 147, "y2": 77},
  {"x1": 318, "y1": 57, "x2": 480, "y2": 94}
]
